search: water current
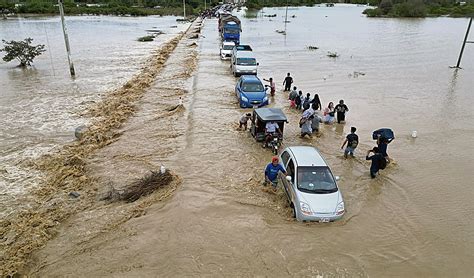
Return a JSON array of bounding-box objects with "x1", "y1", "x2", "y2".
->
[
  {"x1": 1, "y1": 5, "x2": 474, "y2": 276},
  {"x1": 0, "y1": 16, "x2": 189, "y2": 217}
]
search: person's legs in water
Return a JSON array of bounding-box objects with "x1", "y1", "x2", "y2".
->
[
  {"x1": 285, "y1": 84, "x2": 291, "y2": 91},
  {"x1": 301, "y1": 132, "x2": 312, "y2": 138},
  {"x1": 337, "y1": 112, "x2": 345, "y2": 124},
  {"x1": 344, "y1": 147, "x2": 354, "y2": 158},
  {"x1": 370, "y1": 170, "x2": 377, "y2": 178},
  {"x1": 263, "y1": 133, "x2": 272, "y2": 147}
]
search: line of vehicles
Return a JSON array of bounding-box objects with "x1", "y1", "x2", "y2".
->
[{"x1": 215, "y1": 10, "x2": 345, "y2": 222}]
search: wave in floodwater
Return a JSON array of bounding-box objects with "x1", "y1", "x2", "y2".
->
[{"x1": 0, "y1": 16, "x2": 189, "y2": 219}]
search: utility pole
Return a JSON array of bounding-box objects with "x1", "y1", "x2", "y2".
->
[
  {"x1": 284, "y1": 0, "x2": 289, "y2": 34},
  {"x1": 58, "y1": 0, "x2": 75, "y2": 77},
  {"x1": 204, "y1": 0, "x2": 206, "y2": 10},
  {"x1": 454, "y1": 17, "x2": 473, "y2": 69},
  {"x1": 183, "y1": 0, "x2": 186, "y2": 19}
]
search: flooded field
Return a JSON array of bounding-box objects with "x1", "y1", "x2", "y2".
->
[
  {"x1": 0, "y1": 16, "x2": 189, "y2": 218},
  {"x1": 1, "y1": 5, "x2": 474, "y2": 277}
]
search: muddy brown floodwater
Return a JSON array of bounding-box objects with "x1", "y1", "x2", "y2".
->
[{"x1": 2, "y1": 4, "x2": 474, "y2": 277}]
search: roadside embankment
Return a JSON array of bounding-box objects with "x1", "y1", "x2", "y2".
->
[{"x1": 0, "y1": 18, "x2": 202, "y2": 277}]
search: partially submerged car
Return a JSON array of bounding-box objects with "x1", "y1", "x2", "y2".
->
[
  {"x1": 279, "y1": 146, "x2": 345, "y2": 222},
  {"x1": 231, "y1": 44, "x2": 252, "y2": 58},
  {"x1": 220, "y1": 41, "x2": 235, "y2": 60},
  {"x1": 235, "y1": 75, "x2": 268, "y2": 108},
  {"x1": 231, "y1": 51, "x2": 258, "y2": 76}
]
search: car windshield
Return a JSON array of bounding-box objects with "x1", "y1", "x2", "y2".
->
[
  {"x1": 242, "y1": 82, "x2": 264, "y2": 92},
  {"x1": 224, "y1": 28, "x2": 239, "y2": 34},
  {"x1": 237, "y1": 58, "x2": 256, "y2": 66},
  {"x1": 223, "y1": 45, "x2": 234, "y2": 50},
  {"x1": 297, "y1": 167, "x2": 338, "y2": 194}
]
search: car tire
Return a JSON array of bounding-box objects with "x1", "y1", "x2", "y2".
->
[{"x1": 290, "y1": 203, "x2": 296, "y2": 219}]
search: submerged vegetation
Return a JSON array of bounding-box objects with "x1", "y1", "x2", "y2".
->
[
  {"x1": 137, "y1": 35, "x2": 155, "y2": 41},
  {"x1": 0, "y1": 38, "x2": 45, "y2": 67},
  {"x1": 0, "y1": 0, "x2": 220, "y2": 16}
]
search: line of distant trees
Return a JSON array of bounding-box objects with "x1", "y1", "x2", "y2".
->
[
  {"x1": 0, "y1": 0, "x2": 219, "y2": 16},
  {"x1": 363, "y1": 0, "x2": 474, "y2": 17},
  {"x1": 243, "y1": 0, "x2": 474, "y2": 17},
  {"x1": 244, "y1": 0, "x2": 379, "y2": 9}
]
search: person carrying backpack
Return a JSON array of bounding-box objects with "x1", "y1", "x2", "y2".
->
[
  {"x1": 366, "y1": 147, "x2": 386, "y2": 178},
  {"x1": 341, "y1": 126, "x2": 358, "y2": 158}
]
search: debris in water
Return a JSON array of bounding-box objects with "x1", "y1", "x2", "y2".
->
[
  {"x1": 307, "y1": 45, "x2": 319, "y2": 50},
  {"x1": 137, "y1": 35, "x2": 155, "y2": 42},
  {"x1": 412, "y1": 130, "x2": 417, "y2": 138},
  {"x1": 146, "y1": 30, "x2": 164, "y2": 35},
  {"x1": 275, "y1": 30, "x2": 286, "y2": 35},
  {"x1": 75, "y1": 125, "x2": 88, "y2": 140},
  {"x1": 68, "y1": 191, "x2": 80, "y2": 198},
  {"x1": 120, "y1": 170, "x2": 173, "y2": 203},
  {"x1": 327, "y1": 51, "x2": 339, "y2": 58}
]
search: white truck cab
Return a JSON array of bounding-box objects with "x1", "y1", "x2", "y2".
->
[{"x1": 231, "y1": 51, "x2": 258, "y2": 77}]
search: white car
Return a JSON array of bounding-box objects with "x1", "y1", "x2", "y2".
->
[
  {"x1": 231, "y1": 51, "x2": 258, "y2": 76},
  {"x1": 220, "y1": 41, "x2": 235, "y2": 60},
  {"x1": 279, "y1": 146, "x2": 345, "y2": 222}
]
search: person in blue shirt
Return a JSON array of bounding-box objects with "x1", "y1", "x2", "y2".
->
[{"x1": 265, "y1": 156, "x2": 287, "y2": 188}]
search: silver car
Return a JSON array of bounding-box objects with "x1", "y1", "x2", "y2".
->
[{"x1": 279, "y1": 146, "x2": 345, "y2": 222}]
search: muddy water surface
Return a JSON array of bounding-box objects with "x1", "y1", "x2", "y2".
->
[
  {"x1": 3, "y1": 5, "x2": 474, "y2": 277},
  {"x1": 0, "y1": 16, "x2": 189, "y2": 217},
  {"x1": 29, "y1": 6, "x2": 474, "y2": 277}
]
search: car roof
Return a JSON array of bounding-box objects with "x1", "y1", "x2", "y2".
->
[
  {"x1": 223, "y1": 41, "x2": 235, "y2": 45},
  {"x1": 240, "y1": 75, "x2": 261, "y2": 82},
  {"x1": 287, "y1": 146, "x2": 327, "y2": 167},
  {"x1": 235, "y1": 51, "x2": 255, "y2": 58},
  {"x1": 234, "y1": 45, "x2": 252, "y2": 51},
  {"x1": 254, "y1": 108, "x2": 287, "y2": 122}
]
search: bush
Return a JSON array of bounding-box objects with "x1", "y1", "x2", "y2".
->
[
  {"x1": 391, "y1": 0, "x2": 426, "y2": 17},
  {"x1": 363, "y1": 7, "x2": 383, "y2": 16},
  {"x1": 0, "y1": 38, "x2": 46, "y2": 67},
  {"x1": 379, "y1": 0, "x2": 393, "y2": 14},
  {"x1": 137, "y1": 35, "x2": 154, "y2": 41},
  {"x1": 0, "y1": 0, "x2": 15, "y2": 17}
]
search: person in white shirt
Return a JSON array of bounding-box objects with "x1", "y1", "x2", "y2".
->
[{"x1": 263, "y1": 121, "x2": 281, "y2": 147}]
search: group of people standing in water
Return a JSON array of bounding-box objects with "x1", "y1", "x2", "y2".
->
[
  {"x1": 281, "y1": 73, "x2": 392, "y2": 179},
  {"x1": 239, "y1": 72, "x2": 392, "y2": 179},
  {"x1": 281, "y1": 73, "x2": 350, "y2": 137}
]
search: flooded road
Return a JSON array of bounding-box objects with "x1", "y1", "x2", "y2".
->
[
  {"x1": 2, "y1": 5, "x2": 474, "y2": 277},
  {"x1": 0, "y1": 16, "x2": 189, "y2": 218}
]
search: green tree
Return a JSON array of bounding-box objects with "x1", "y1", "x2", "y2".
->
[
  {"x1": 0, "y1": 0, "x2": 15, "y2": 17},
  {"x1": 379, "y1": 0, "x2": 392, "y2": 14},
  {"x1": 0, "y1": 38, "x2": 46, "y2": 67}
]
